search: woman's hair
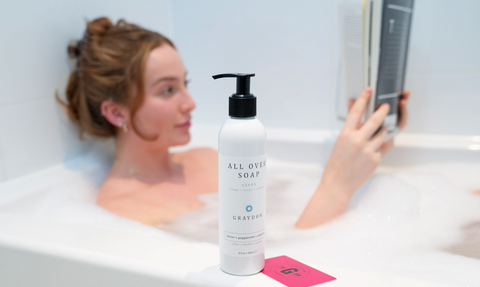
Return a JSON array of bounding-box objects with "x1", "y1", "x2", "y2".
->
[{"x1": 58, "y1": 17, "x2": 175, "y2": 139}]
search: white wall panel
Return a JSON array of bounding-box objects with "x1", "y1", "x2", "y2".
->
[
  {"x1": 404, "y1": 73, "x2": 480, "y2": 135},
  {"x1": 0, "y1": 0, "x2": 173, "y2": 181},
  {"x1": 172, "y1": 0, "x2": 480, "y2": 136},
  {"x1": 0, "y1": 99, "x2": 89, "y2": 179},
  {"x1": 0, "y1": 0, "x2": 479, "y2": 182},
  {"x1": 172, "y1": 0, "x2": 337, "y2": 129},
  {"x1": 407, "y1": 0, "x2": 480, "y2": 75}
]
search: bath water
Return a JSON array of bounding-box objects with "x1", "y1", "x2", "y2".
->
[
  {"x1": 1, "y1": 151, "x2": 480, "y2": 286},
  {"x1": 160, "y1": 159, "x2": 480, "y2": 286}
]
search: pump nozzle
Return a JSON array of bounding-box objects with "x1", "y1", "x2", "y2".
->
[
  {"x1": 212, "y1": 73, "x2": 255, "y2": 95},
  {"x1": 212, "y1": 73, "x2": 257, "y2": 118}
]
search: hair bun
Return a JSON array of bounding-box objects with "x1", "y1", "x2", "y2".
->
[
  {"x1": 66, "y1": 18, "x2": 113, "y2": 60},
  {"x1": 67, "y1": 39, "x2": 81, "y2": 59},
  {"x1": 86, "y1": 17, "x2": 114, "y2": 39}
]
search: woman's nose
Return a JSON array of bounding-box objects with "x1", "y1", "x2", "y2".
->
[{"x1": 181, "y1": 90, "x2": 196, "y2": 113}]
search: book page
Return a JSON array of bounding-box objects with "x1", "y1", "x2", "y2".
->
[{"x1": 337, "y1": 3, "x2": 363, "y2": 120}]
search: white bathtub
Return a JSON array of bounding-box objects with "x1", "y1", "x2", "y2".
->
[{"x1": 0, "y1": 125, "x2": 479, "y2": 287}]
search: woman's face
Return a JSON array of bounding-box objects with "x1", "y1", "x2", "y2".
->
[{"x1": 133, "y1": 44, "x2": 196, "y2": 147}]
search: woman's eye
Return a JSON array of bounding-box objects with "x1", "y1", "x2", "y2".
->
[
  {"x1": 184, "y1": 79, "x2": 191, "y2": 88},
  {"x1": 160, "y1": 86, "x2": 177, "y2": 96}
]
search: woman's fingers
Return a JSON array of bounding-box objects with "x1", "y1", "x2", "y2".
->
[
  {"x1": 398, "y1": 90, "x2": 410, "y2": 131},
  {"x1": 398, "y1": 100, "x2": 408, "y2": 130},
  {"x1": 379, "y1": 139, "x2": 394, "y2": 156},
  {"x1": 400, "y1": 90, "x2": 410, "y2": 101},
  {"x1": 359, "y1": 103, "x2": 390, "y2": 139},
  {"x1": 348, "y1": 98, "x2": 365, "y2": 129},
  {"x1": 369, "y1": 125, "x2": 388, "y2": 151},
  {"x1": 344, "y1": 87, "x2": 372, "y2": 131},
  {"x1": 348, "y1": 98, "x2": 355, "y2": 111}
]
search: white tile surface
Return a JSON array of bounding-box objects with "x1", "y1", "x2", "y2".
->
[
  {"x1": 407, "y1": 0, "x2": 480, "y2": 75},
  {"x1": 404, "y1": 73, "x2": 480, "y2": 135},
  {"x1": 173, "y1": 0, "x2": 339, "y2": 131},
  {"x1": 0, "y1": 139, "x2": 6, "y2": 183},
  {"x1": 0, "y1": 0, "x2": 479, "y2": 183},
  {"x1": 172, "y1": 0, "x2": 480, "y2": 136},
  {"x1": 172, "y1": 0, "x2": 337, "y2": 75},
  {"x1": 0, "y1": 0, "x2": 173, "y2": 106},
  {"x1": 0, "y1": 0, "x2": 174, "y2": 179},
  {"x1": 0, "y1": 99, "x2": 92, "y2": 180},
  {"x1": 255, "y1": 74, "x2": 337, "y2": 130},
  {"x1": 188, "y1": 72, "x2": 336, "y2": 130}
]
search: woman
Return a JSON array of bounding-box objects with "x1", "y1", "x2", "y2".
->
[{"x1": 60, "y1": 17, "x2": 410, "y2": 228}]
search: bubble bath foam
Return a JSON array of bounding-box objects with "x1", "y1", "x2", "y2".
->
[{"x1": 213, "y1": 73, "x2": 266, "y2": 275}]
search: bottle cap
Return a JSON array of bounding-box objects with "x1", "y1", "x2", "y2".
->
[{"x1": 212, "y1": 73, "x2": 256, "y2": 118}]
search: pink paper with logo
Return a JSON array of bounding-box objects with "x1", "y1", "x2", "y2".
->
[{"x1": 261, "y1": 255, "x2": 336, "y2": 287}]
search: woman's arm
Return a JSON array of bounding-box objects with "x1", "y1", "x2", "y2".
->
[{"x1": 295, "y1": 88, "x2": 410, "y2": 229}]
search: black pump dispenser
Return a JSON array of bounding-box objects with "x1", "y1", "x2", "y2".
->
[{"x1": 212, "y1": 73, "x2": 256, "y2": 118}]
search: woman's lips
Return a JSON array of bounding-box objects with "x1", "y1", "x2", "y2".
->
[{"x1": 176, "y1": 120, "x2": 191, "y2": 129}]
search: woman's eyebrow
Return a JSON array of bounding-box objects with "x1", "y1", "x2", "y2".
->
[{"x1": 151, "y1": 77, "x2": 179, "y2": 87}]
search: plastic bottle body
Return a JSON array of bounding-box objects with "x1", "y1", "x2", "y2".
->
[{"x1": 218, "y1": 117, "x2": 266, "y2": 275}]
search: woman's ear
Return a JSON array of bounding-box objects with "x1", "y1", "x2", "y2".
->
[{"x1": 101, "y1": 99, "x2": 129, "y2": 128}]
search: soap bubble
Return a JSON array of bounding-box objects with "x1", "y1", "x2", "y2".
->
[
  {"x1": 1, "y1": 150, "x2": 480, "y2": 286},
  {"x1": 161, "y1": 159, "x2": 480, "y2": 286}
]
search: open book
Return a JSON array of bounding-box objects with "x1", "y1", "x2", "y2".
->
[{"x1": 337, "y1": 0, "x2": 414, "y2": 140}]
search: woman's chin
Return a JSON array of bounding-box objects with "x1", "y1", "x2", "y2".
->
[{"x1": 172, "y1": 132, "x2": 191, "y2": 146}]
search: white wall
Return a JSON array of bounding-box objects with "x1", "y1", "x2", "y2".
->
[
  {"x1": 172, "y1": 0, "x2": 339, "y2": 131},
  {"x1": 171, "y1": 0, "x2": 480, "y2": 135},
  {"x1": 0, "y1": 0, "x2": 173, "y2": 182},
  {"x1": 1, "y1": 0, "x2": 479, "y2": 182}
]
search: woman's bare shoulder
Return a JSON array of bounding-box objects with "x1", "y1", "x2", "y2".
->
[
  {"x1": 186, "y1": 147, "x2": 217, "y2": 156},
  {"x1": 175, "y1": 147, "x2": 218, "y2": 164},
  {"x1": 174, "y1": 148, "x2": 218, "y2": 190},
  {"x1": 97, "y1": 176, "x2": 134, "y2": 203}
]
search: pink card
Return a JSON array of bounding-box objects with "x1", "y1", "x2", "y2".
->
[{"x1": 261, "y1": 256, "x2": 336, "y2": 287}]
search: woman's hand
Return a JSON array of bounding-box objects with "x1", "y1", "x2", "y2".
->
[
  {"x1": 295, "y1": 87, "x2": 410, "y2": 229},
  {"x1": 357, "y1": 90, "x2": 410, "y2": 154}
]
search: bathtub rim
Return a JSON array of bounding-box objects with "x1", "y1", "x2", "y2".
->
[{"x1": 0, "y1": 213, "x2": 460, "y2": 287}]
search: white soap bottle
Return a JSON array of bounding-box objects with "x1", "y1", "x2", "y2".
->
[{"x1": 213, "y1": 73, "x2": 267, "y2": 275}]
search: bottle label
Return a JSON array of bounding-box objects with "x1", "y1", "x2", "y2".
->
[{"x1": 219, "y1": 154, "x2": 266, "y2": 257}]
